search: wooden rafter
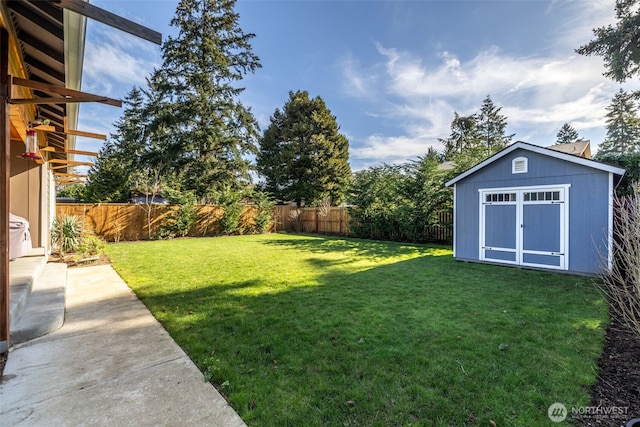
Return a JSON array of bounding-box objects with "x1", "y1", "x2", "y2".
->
[
  {"x1": 40, "y1": 146, "x2": 98, "y2": 157},
  {"x1": 10, "y1": 97, "x2": 116, "y2": 106},
  {"x1": 33, "y1": 124, "x2": 56, "y2": 132},
  {"x1": 54, "y1": 173, "x2": 88, "y2": 178},
  {"x1": 48, "y1": 159, "x2": 94, "y2": 167},
  {"x1": 52, "y1": 0, "x2": 162, "y2": 45},
  {"x1": 63, "y1": 128, "x2": 106, "y2": 140},
  {"x1": 63, "y1": 117, "x2": 106, "y2": 140},
  {"x1": 55, "y1": 176, "x2": 85, "y2": 181},
  {"x1": 10, "y1": 77, "x2": 122, "y2": 107},
  {"x1": 55, "y1": 179, "x2": 85, "y2": 184},
  {"x1": 49, "y1": 164, "x2": 78, "y2": 171}
]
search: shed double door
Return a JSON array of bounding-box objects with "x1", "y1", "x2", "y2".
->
[{"x1": 479, "y1": 185, "x2": 568, "y2": 270}]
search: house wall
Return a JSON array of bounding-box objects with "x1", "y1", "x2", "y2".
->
[
  {"x1": 453, "y1": 148, "x2": 611, "y2": 275},
  {"x1": 9, "y1": 139, "x2": 44, "y2": 248}
]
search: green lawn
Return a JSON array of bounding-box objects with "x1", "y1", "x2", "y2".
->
[{"x1": 106, "y1": 233, "x2": 607, "y2": 426}]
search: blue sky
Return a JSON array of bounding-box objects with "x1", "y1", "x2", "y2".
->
[{"x1": 76, "y1": 0, "x2": 640, "y2": 172}]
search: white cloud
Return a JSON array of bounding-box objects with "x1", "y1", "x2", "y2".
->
[
  {"x1": 350, "y1": 133, "x2": 441, "y2": 165},
  {"x1": 342, "y1": 1, "x2": 640, "y2": 164},
  {"x1": 83, "y1": 26, "x2": 161, "y2": 96}
]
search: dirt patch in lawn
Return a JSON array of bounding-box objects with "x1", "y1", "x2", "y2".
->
[{"x1": 579, "y1": 318, "x2": 640, "y2": 426}]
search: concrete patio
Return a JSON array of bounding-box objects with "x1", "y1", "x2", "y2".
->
[{"x1": 0, "y1": 261, "x2": 246, "y2": 426}]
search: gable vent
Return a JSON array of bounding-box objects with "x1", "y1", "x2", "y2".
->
[{"x1": 512, "y1": 157, "x2": 528, "y2": 174}]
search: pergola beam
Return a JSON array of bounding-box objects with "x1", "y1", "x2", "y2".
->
[
  {"x1": 11, "y1": 77, "x2": 122, "y2": 107},
  {"x1": 41, "y1": 146, "x2": 98, "y2": 157},
  {"x1": 52, "y1": 0, "x2": 162, "y2": 45},
  {"x1": 54, "y1": 173, "x2": 87, "y2": 178},
  {"x1": 48, "y1": 159, "x2": 93, "y2": 166}
]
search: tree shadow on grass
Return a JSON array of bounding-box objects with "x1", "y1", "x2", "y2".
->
[
  {"x1": 127, "y1": 246, "x2": 606, "y2": 427},
  {"x1": 262, "y1": 233, "x2": 452, "y2": 262}
]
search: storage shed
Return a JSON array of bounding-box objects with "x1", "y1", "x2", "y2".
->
[{"x1": 445, "y1": 141, "x2": 626, "y2": 276}]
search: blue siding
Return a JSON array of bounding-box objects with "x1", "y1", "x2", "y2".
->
[{"x1": 453, "y1": 148, "x2": 610, "y2": 275}]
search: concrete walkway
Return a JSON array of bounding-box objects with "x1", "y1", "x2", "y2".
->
[{"x1": 0, "y1": 264, "x2": 246, "y2": 427}]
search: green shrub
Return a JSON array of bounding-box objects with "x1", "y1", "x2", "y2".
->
[
  {"x1": 75, "y1": 234, "x2": 107, "y2": 259},
  {"x1": 217, "y1": 189, "x2": 244, "y2": 235},
  {"x1": 348, "y1": 152, "x2": 453, "y2": 243},
  {"x1": 152, "y1": 189, "x2": 197, "y2": 240},
  {"x1": 252, "y1": 191, "x2": 275, "y2": 233}
]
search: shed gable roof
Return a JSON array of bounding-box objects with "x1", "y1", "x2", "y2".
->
[{"x1": 445, "y1": 141, "x2": 626, "y2": 187}]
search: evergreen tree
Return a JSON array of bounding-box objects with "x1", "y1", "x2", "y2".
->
[
  {"x1": 440, "y1": 112, "x2": 482, "y2": 162},
  {"x1": 56, "y1": 182, "x2": 85, "y2": 200},
  {"x1": 441, "y1": 96, "x2": 513, "y2": 169},
  {"x1": 150, "y1": 0, "x2": 261, "y2": 201},
  {"x1": 84, "y1": 140, "x2": 132, "y2": 203},
  {"x1": 347, "y1": 148, "x2": 452, "y2": 242},
  {"x1": 576, "y1": 0, "x2": 640, "y2": 82},
  {"x1": 555, "y1": 123, "x2": 581, "y2": 145},
  {"x1": 84, "y1": 88, "x2": 147, "y2": 202},
  {"x1": 477, "y1": 95, "x2": 514, "y2": 156},
  {"x1": 596, "y1": 89, "x2": 640, "y2": 158},
  {"x1": 257, "y1": 90, "x2": 351, "y2": 206}
]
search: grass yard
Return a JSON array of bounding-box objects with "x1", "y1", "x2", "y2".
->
[{"x1": 106, "y1": 233, "x2": 607, "y2": 426}]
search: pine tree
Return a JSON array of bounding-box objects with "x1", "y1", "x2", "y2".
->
[
  {"x1": 150, "y1": 0, "x2": 261, "y2": 201},
  {"x1": 576, "y1": 0, "x2": 640, "y2": 82},
  {"x1": 477, "y1": 95, "x2": 514, "y2": 156},
  {"x1": 555, "y1": 123, "x2": 580, "y2": 145},
  {"x1": 84, "y1": 140, "x2": 132, "y2": 203},
  {"x1": 84, "y1": 88, "x2": 147, "y2": 202},
  {"x1": 440, "y1": 112, "x2": 482, "y2": 162},
  {"x1": 257, "y1": 90, "x2": 351, "y2": 206},
  {"x1": 440, "y1": 96, "x2": 513, "y2": 169},
  {"x1": 596, "y1": 89, "x2": 640, "y2": 158}
]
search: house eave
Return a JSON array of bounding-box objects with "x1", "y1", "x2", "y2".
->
[{"x1": 64, "y1": 6, "x2": 88, "y2": 154}]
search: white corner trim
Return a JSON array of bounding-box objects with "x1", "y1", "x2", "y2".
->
[{"x1": 607, "y1": 172, "x2": 614, "y2": 271}]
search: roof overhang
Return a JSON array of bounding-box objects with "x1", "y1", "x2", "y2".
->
[
  {"x1": 1, "y1": 0, "x2": 84, "y2": 162},
  {"x1": 445, "y1": 141, "x2": 626, "y2": 187},
  {"x1": 1, "y1": 0, "x2": 160, "y2": 174}
]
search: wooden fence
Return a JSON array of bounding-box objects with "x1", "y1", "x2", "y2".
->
[
  {"x1": 56, "y1": 203, "x2": 258, "y2": 242},
  {"x1": 56, "y1": 203, "x2": 452, "y2": 243},
  {"x1": 273, "y1": 206, "x2": 350, "y2": 235}
]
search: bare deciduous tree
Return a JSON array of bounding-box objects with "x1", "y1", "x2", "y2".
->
[{"x1": 600, "y1": 183, "x2": 640, "y2": 339}]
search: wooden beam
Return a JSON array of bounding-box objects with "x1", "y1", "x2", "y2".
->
[
  {"x1": 55, "y1": 178, "x2": 85, "y2": 183},
  {"x1": 33, "y1": 124, "x2": 56, "y2": 132},
  {"x1": 66, "y1": 148, "x2": 98, "y2": 156},
  {"x1": 64, "y1": 129, "x2": 106, "y2": 140},
  {"x1": 9, "y1": 96, "x2": 121, "y2": 107},
  {"x1": 0, "y1": 28, "x2": 10, "y2": 351},
  {"x1": 54, "y1": 173, "x2": 88, "y2": 178},
  {"x1": 41, "y1": 146, "x2": 99, "y2": 157},
  {"x1": 53, "y1": 0, "x2": 162, "y2": 45},
  {"x1": 63, "y1": 115, "x2": 107, "y2": 140},
  {"x1": 11, "y1": 77, "x2": 122, "y2": 107},
  {"x1": 49, "y1": 164, "x2": 75, "y2": 171},
  {"x1": 48, "y1": 159, "x2": 93, "y2": 167}
]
